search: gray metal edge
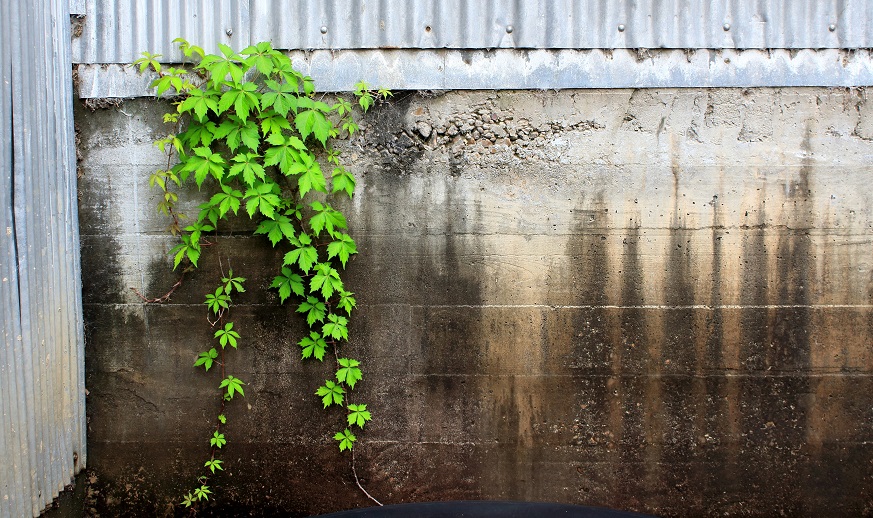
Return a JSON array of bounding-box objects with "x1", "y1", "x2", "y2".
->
[{"x1": 76, "y1": 48, "x2": 873, "y2": 98}]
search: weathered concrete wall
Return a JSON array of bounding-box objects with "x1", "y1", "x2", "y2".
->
[{"x1": 75, "y1": 88, "x2": 873, "y2": 516}]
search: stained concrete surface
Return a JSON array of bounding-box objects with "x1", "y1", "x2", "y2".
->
[{"x1": 75, "y1": 88, "x2": 873, "y2": 516}]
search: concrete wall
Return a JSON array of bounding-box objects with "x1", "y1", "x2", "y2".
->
[{"x1": 75, "y1": 88, "x2": 873, "y2": 516}]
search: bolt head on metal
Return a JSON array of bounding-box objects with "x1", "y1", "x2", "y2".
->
[
  {"x1": 320, "y1": 26, "x2": 328, "y2": 34},
  {"x1": 723, "y1": 22, "x2": 731, "y2": 31},
  {"x1": 225, "y1": 28, "x2": 233, "y2": 36},
  {"x1": 506, "y1": 25, "x2": 513, "y2": 34},
  {"x1": 618, "y1": 24, "x2": 625, "y2": 32},
  {"x1": 829, "y1": 23, "x2": 837, "y2": 32}
]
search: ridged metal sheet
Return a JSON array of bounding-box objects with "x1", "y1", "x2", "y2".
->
[
  {"x1": 1, "y1": 0, "x2": 86, "y2": 516},
  {"x1": 71, "y1": 0, "x2": 873, "y2": 64}
]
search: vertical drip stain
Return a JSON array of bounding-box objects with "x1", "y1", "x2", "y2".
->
[
  {"x1": 613, "y1": 199, "x2": 649, "y2": 508},
  {"x1": 656, "y1": 149, "x2": 697, "y2": 508}
]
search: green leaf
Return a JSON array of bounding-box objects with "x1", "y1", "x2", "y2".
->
[
  {"x1": 286, "y1": 152, "x2": 326, "y2": 197},
  {"x1": 169, "y1": 235, "x2": 201, "y2": 269},
  {"x1": 150, "y1": 68, "x2": 188, "y2": 96},
  {"x1": 331, "y1": 166, "x2": 356, "y2": 198},
  {"x1": 204, "y1": 459, "x2": 224, "y2": 474},
  {"x1": 310, "y1": 263, "x2": 344, "y2": 300},
  {"x1": 261, "y1": 79, "x2": 299, "y2": 117},
  {"x1": 283, "y1": 232, "x2": 318, "y2": 273},
  {"x1": 270, "y1": 267, "x2": 305, "y2": 303},
  {"x1": 297, "y1": 296, "x2": 326, "y2": 326},
  {"x1": 295, "y1": 109, "x2": 332, "y2": 146},
  {"x1": 336, "y1": 357, "x2": 362, "y2": 388},
  {"x1": 199, "y1": 44, "x2": 246, "y2": 86},
  {"x1": 220, "y1": 375, "x2": 246, "y2": 399},
  {"x1": 210, "y1": 431, "x2": 226, "y2": 449},
  {"x1": 308, "y1": 201, "x2": 347, "y2": 237},
  {"x1": 185, "y1": 221, "x2": 215, "y2": 250},
  {"x1": 193, "y1": 348, "x2": 218, "y2": 371},
  {"x1": 322, "y1": 313, "x2": 349, "y2": 341},
  {"x1": 347, "y1": 404, "x2": 372, "y2": 428},
  {"x1": 182, "y1": 492, "x2": 196, "y2": 508},
  {"x1": 259, "y1": 109, "x2": 293, "y2": 136},
  {"x1": 194, "y1": 484, "x2": 212, "y2": 501},
  {"x1": 241, "y1": 41, "x2": 276, "y2": 75},
  {"x1": 334, "y1": 429, "x2": 356, "y2": 452},
  {"x1": 227, "y1": 152, "x2": 266, "y2": 187},
  {"x1": 358, "y1": 92, "x2": 374, "y2": 112},
  {"x1": 133, "y1": 51, "x2": 162, "y2": 74},
  {"x1": 264, "y1": 132, "x2": 305, "y2": 175},
  {"x1": 182, "y1": 120, "x2": 217, "y2": 148},
  {"x1": 182, "y1": 146, "x2": 226, "y2": 187},
  {"x1": 298, "y1": 331, "x2": 327, "y2": 361},
  {"x1": 255, "y1": 215, "x2": 296, "y2": 247},
  {"x1": 214, "y1": 322, "x2": 241, "y2": 349},
  {"x1": 244, "y1": 181, "x2": 281, "y2": 219},
  {"x1": 177, "y1": 87, "x2": 219, "y2": 121},
  {"x1": 174, "y1": 38, "x2": 204, "y2": 60},
  {"x1": 342, "y1": 118, "x2": 360, "y2": 137},
  {"x1": 183, "y1": 221, "x2": 214, "y2": 247},
  {"x1": 217, "y1": 82, "x2": 260, "y2": 122},
  {"x1": 222, "y1": 268, "x2": 246, "y2": 295},
  {"x1": 316, "y1": 380, "x2": 345, "y2": 408},
  {"x1": 218, "y1": 414, "x2": 226, "y2": 424},
  {"x1": 207, "y1": 183, "x2": 243, "y2": 218},
  {"x1": 213, "y1": 116, "x2": 260, "y2": 152},
  {"x1": 204, "y1": 286, "x2": 230, "y2": 314},
  {"x1": 333, "y1": 98, "x2": 353, "y2": 117},
  {"x1": 337, "y1": 290, "x2": 357, "y2": 316},
  {"x1": 327, "y1": 233, "x2": 357, "y2": 268}
]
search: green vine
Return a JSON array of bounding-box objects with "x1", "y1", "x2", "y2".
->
[{"x1": 134, "y1": 39, "x2": 389, "y2": 510}]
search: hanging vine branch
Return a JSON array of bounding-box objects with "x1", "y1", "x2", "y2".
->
[{"x1": 134, "y1": 39, "x2": 390, "y2": 510}]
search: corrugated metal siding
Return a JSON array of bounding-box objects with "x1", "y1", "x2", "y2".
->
[
  {"x1": 1, "y1": 0, "x2": 86, "y2": 516},
  {"x1": 71, "y1": 0, "x2": 873, "y2": 64}
]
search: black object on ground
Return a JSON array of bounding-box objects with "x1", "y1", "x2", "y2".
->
[{"x1": 314, "y1": 501, "x2": 654, "y2": 517}]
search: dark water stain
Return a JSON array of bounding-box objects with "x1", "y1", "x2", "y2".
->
[
  {"x1": 417, "y1": 174, "x2": 487, "y2": 497},
  {"x1": 78, "y1": 233, "x2": 125, "y2": 305},
  {"x1": 653, "y1": 156, "x2": 700, "y2": 508},
  {"x1": 734, "y1": 124, "x2": 815, "y2": 509},
  {"x1": 611, "y1": 200, "x2": 652, "y2": 508},
  {"x1": 558, "y1": 193, "x2": 623, "y2": 505}
]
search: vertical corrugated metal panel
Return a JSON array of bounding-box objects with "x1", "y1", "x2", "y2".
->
[
  {"x1": 70, "y1": 0, "x2": 873, "y2": 64},
  {"x1": 1, "y1": 0, "x2": 86, "y2": 516},
  {"x1": 72, "y1": 0, "x2": 249, "y2": 64}
]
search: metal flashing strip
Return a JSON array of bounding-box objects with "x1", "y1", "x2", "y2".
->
[{"x1": 76, "y1": 48, "x2": 873, "y2": 98}]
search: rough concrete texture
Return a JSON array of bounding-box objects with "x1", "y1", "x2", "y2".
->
[{"x1": 76, "y1": 88, "x2": 873, "y2": 516}]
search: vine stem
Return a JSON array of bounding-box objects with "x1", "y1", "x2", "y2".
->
[
  {"x1": 130, "y1": 272, "x2": 186, "y2": 303},
  {"x1": 351, "y1": 447, "x2": 382, "y2": 507}
]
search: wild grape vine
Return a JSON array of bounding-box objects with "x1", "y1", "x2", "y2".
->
[{"x1": 134, "y1": 39, "x2": 388, "y2": 509}]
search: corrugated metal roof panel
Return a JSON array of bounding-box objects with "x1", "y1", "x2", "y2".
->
[
  {"x1": 1, "y1": 0, "x2": 86, "y2": 515},
  {"x1": 71, "y1": 0, "x2": 873, "y2": 64}
]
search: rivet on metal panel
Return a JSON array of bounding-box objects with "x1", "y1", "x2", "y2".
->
[
  {"x1": 617, "y1": 24, "x2": 625, "y2": 32},
  {"x1": 225, "y1": 28, "x2": 233, "y2": 36},
  {"x1": 829, "y1": 24, "x2": 837, "y2": 32},
  {"x1": 723, "y1": 23, "x2": 731, "y2": 31},
  {"x1": 321, "y1": 26, "x2": 328, "y2": 34},
  {"x1": 506, "y1": 25, "x2": 514, "y2": 34}
]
